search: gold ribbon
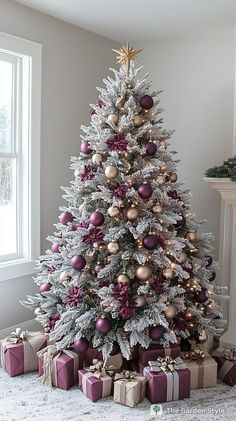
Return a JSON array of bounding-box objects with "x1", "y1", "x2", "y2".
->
[
  {"x1": 148, "y1": 356, "x2": 177, "y2": 373},
  {"x1": 114, "y1": 370, "x2": 137, "y2": 381},
  {"x1": 183, "y1": 348, "x2": 205, "y2": 361},
  {"x1": 89, "y1": 359, "x2": 116, "y2": 379},
  {"x1": 219, "y1": 347, "x2": 236, "y2": 362},
  {"x1": 37, "y1": 345, "x2": 79, "y2": 387},
  {"x1": 5, "y1": 328, "x2": 29, "y2": 344}
]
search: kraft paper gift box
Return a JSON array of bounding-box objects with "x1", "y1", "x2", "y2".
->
[
  {"x1": 0, "y1": 329, "x2": 47, "y2": 377},
  {"x1": 37, "y1": 345, "x2": 79, "y2": 390},
  {"x1": 144, "y1": 356, "x2": 191, "y2": 404},
  {"x1": 78, "y1": 354, "x2": 123, "y2": 402},
  {"x1": 182, "y1": 349, "x2": 217, "y2": 389},
  {"x1": 211, "y1": 347, "x2": 236, "y2": 386},
  {"x1": 139, "y1": 343, "x2": 181, "y2": 375},
  {"x1": 113, "y1": 371, "x2": 146, "y2": 408}
]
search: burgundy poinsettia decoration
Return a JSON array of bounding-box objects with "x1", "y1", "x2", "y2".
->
[
  {"x1": 48, "y1": 315, "x2": 60, "y2": 331},
  {"x1": 113, "y1": 183, "x2": 128, "y2": 199},
  {"x1": 106, "y1": 134, "x2": 128, "y2": 152},
  {"x1": 90, "y1": 99, "x2": 104, "y2": 115},
  {"x1": 112, "y1": 283, "x2": 129, "y2": 299},
  {"x1": 167, "y1": 190, "x2": 181, "y2": 201},
  {"x1": 82, "y1": 227, "x2": 104, "y2": 245},
  {"x1": 80, "y1": 165, "x2": 96, "y2": 181},
  {"x1": 173, "y1": 313, "x2": 188, "y2": 331},
  {"x1": 152, "y1": 277, "x2": 165, "y2": 294},
  {"x1": 65, "y1": 287, "x2": 84, "y2": 307},
  {"x1": 119, "y1": 298, "x2": 136, "y2": 319}
]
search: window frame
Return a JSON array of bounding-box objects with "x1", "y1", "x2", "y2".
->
[{"x1": 0, "y1": 32, "x2": 42, "y2": 282}]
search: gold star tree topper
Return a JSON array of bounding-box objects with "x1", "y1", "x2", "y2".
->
[{"x1": 112, "y1": 43, "x2": 142, "y2": 76}]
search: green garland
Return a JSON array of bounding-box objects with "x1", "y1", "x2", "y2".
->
[{"x1": 205, "y1": 156, "x2": 236, "y2": 181}]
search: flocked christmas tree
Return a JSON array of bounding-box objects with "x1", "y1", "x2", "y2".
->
[{"x1": 22, "y1": 44, "x2": 226, "y2": 360}]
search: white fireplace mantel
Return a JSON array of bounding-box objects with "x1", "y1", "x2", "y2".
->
[{"x1": 204, "y1": 177, "x2": 236, "y2": 347}]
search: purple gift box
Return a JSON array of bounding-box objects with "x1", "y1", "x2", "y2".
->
[
  {"x1": 38, "y1": 348, "x2": 79, "y2": 390},
  {"x1": 78, "y1": 368, "x2": 113, "y2": 402},
  {"x1": 211, "y1": 348, "x2": 236, "y2": 386},
  {"x1": 1, "y1": 331, "x2": 47, "y2": 377},
  {"x1": 139, "y1": 343, "x2": 181, "y2": 374},
  {"x1": 144, "y1": 357, "x2": 190, "y2": 404}
]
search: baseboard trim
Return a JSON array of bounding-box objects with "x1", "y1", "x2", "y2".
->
[{"x1": 0, "y1": 318, "x2": 40, "y2": 340}]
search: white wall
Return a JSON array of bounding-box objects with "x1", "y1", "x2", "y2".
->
[
  {"x1": 0, "y1": 0, "x2": 118, "y2": 331},
  {"x1": 138, "y1": 29, "x2": 235, "y2": 257}
]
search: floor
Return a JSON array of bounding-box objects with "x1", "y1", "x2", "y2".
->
[{"x1": 0, "y1": 369, "x2": 235, "y2": 421}]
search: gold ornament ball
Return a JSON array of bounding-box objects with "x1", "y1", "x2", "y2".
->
[
  {"x1": 127, "y1": 207, "x2": 139, "y2": 221},
  {"x1": 163, "y1": 267, "x2": 174, "y2": 279},
  {"x1": 92, "y1": 153, "x2": 102, "y2": 165},
  {"x1": 156, "y1": 175, "x2": 166, "y2": 185},
  {"x1": 59, "y1": 271, "x2": 71, "y2": 282},
  {"x1": 107, "y1": 242, "x2": 119, "y2": 254},
  {"x1": 153, "y1": 204, "x2": 162, "y2": 213},
  {"x1": 126, "y1": 175, "x2": 136, "y2": 186},
  {"x1": 165, "y1": 304, "x2": 177, "y2": 319},
  {"x1": 186, "y1": 231, "x2": 197, "y2": 241},
  {"x1": 136, "y1": 265, "x2": 152, "y2": 281},
  {"x1": 117, "y1": 274, "x2": 130, "y2": 284},
  {"x1": 179, "y1": 252, "x2": 188, "y2": 264},
  {"x1": 190, "y1": 247, "x2": 200, "y2": 256},
  {"x1": 34, "y1": 307, "x2": 44, "y2": 316},
  {"x1": 108, "y1": 113, "x2": 119, "y2": 125},
  {"x1": 108, "y1": 206, "x2": 120, "y2": 217},
  {"x1": 133, "y1": 115, "x2": 143, "y2": 127},
  {"x1": 169, "y1": 172, "x2": 178, "y2": 182},
  {"x1": 105, "y1": 165, "x2": 119, "y2": 180}
]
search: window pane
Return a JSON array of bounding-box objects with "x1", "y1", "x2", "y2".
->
[
  {"x1": 0, "y1": 60, "x2": 13, "y2": 153},
  {"x1": 0, "y1": 157, "x2": 17, "y2": 257}
]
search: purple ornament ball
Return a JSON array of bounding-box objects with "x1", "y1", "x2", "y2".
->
[
  {"x1": 51, "y1": 242, "x2": 60, "y2": 253},
  {"x1": 59, "y1": 211, "x2": 73, "y2": 225},
  {"x1": 81, "y1": 141, "x2": 92, "y2": 154},
  {"x1": 209, "y1": 271, "x2": 216, "y2": 282},
  {"x1": 71, "y1": 255, "x2": 86, "y2": 270},
  {"x1": 142, "y1": 234, "x2": 159, "y2": 250},
  {"x1": 205, "y1": 256, "x2": 213, "y2": 267},
  {"x1": 175, "y1": 216, "x2": 186, "y2": 228},
  {"x1": 138, "y1": 183, "x2": 153, "y2": 199},
  {"x1": 96, "y1": 317, "x2": 112, "y2": 334},
  {"x1": 149, "y1": 325, "x2": 165, "y2": 341},
  {"x1": 39, "y1": 282, "x2": 52, "y2": 293},
  {"x1": 90, "y1": 211, "x2": 105, "y2": 227},
  {"x1": 145, "y1": 142, "x2": 157, "y2": 156},
  {"x1": 73, "y1": 337, "x2": 89, "y2": 353},
  {"x1": 196, "y1": 289, "x2": 208, "y2": 303},
  {"x1": 140, "y1": 95, "x2": 154, "y2": 110},
  {"x1": 95, "y1": 264, "x2": 102, "y2": 273}
]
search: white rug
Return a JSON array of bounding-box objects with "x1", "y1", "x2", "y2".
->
[{"x1": 0, "y1": 369, "x2": 236, "y2": 421}]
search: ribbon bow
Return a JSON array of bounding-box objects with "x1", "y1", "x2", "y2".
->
[
  {"x1": 6, "y1": 328, "x2": 28, "y2": 344},
  {"x1": 219, "y1": 347, "x2": 236, "y2": 362},
  {"x1": 183, "y1": 348, "x2": 205, "y2": 361},
  {"x1": 115, "y1": 370, "x2": 137, "y2": 381},
  {"x1": 149, "y1": 356, "x2": 176, "y2": 373},
  {"x1": 89, "y1": 359, "x2": 114, "y2": 379}
]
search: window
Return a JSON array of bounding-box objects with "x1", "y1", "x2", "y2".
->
[{"x1": 0, "y1": 32, "x2": 42, "y2": 281}]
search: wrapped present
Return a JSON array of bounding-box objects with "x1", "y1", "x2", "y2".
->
[
  {"x1": 189, "y1": 331, "x2": 214, "y2": 353},
  {"x1": 37, "y1": 345, "x2": 79, "y2": 390},
  {"x1": 211, "y1": 347, "x2": 236, "y2": 386},
  {"x1": 113, "y1": 370, "x2": 146, "y2": 407},
  {"x1": 0, "y1": 329, "x2": 47, "y2": 377},
  {"x1": 144, "y1": 356, "x2": 190, "y2": 403},
  {"x1": 139, "y1": 343, "x2": 180, "y2": 374},
  {"x1": 78, "y1": 355, "x2": 122, "y2": 402},
  {"x1": 81, "y1": 346, "x2": 103, "y2": 367},
  {"x1": 182, "y1": 349, "x2": 217, "y2": 389}
]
